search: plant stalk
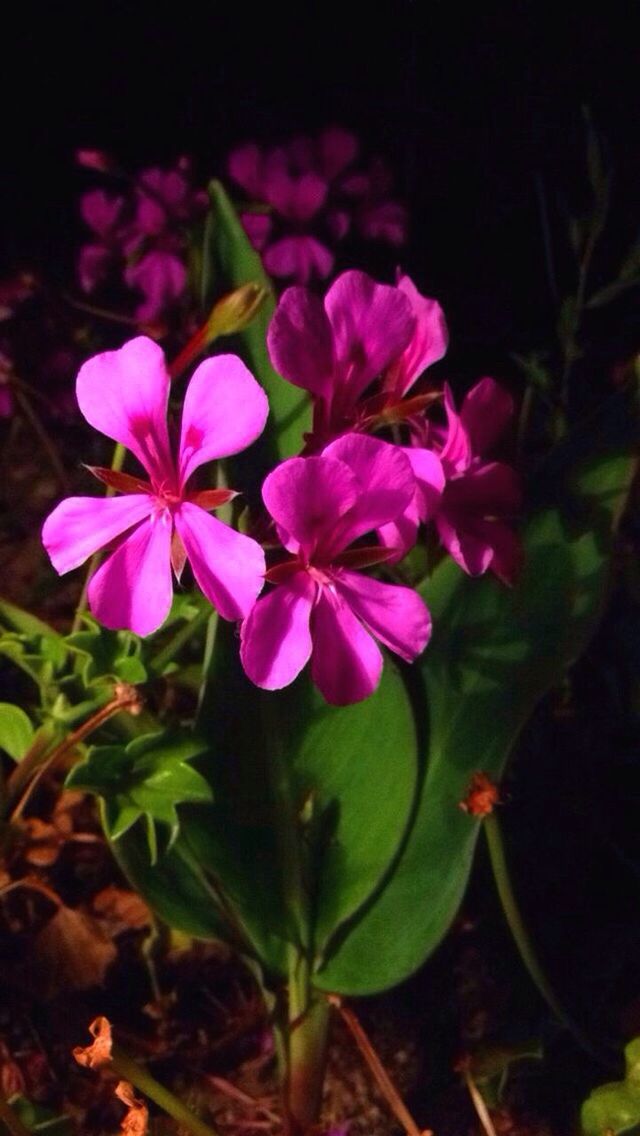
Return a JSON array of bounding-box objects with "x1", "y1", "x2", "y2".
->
[
  {"x1": 112, "y1": 1045, "x2": 220, "y2": 1136},
  {"x1": 484, "y1": 811, "x2": 604, "y2": 1063}
]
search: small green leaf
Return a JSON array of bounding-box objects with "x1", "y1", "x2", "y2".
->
[
  {"x1": 582, "y1": 1037, "x2": 640, "y2": 1135},
  {"x1": 65, "y1": 619, "x2": 147, "y2": 686},
  {"x1": 67, "y1": 730, "x2": 213, "y2": 863},
  {"x1": 0, "y1": 703, "x2": 34, "y2": 760}
]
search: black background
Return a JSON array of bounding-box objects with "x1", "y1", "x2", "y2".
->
[{"x1": 0, "y1": 2, "x2": 637, "y2": 350}]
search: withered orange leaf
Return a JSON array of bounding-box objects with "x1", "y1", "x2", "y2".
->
[{"x1": 73, "y1": 1017, "x2": 113, "y2": 1069}]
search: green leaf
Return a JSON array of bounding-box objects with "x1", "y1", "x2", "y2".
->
[
  {"x1": 67, "y1": 731, "x2": 212, "y2": 862},
  {"x1": 65, "y1": 618, "x2": 147, "y2": 686},
  {"x1": 4, "y1": 1097, "x2": 73, "y2": 1135},
  {"x1": 315, "y1": 400, "x2": 637, "y2": 994},
  {"x1": 111, "y1": 624, "x2": 418, "y2": 977},
  {"x1": 582, "y1": 1038, "x2": 640, "y2": 1135},
  {"x1": 0, "y1": 598, "x2": 64, "y2": 645},
  {"x1": 204, "y1": 180, "x2": 311, "y2": 463},
  {"x1": 0, "y1": 703, "x2": 34, "y2": 760}
]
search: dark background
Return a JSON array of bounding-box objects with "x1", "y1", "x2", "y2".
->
[{"x1": 1, "y1": 2, "x2": 637, "y2": 352}]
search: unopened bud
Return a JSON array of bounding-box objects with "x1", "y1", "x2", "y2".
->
[{"x1": 206, "y1": 282, "x2": 270, "y2": 340}]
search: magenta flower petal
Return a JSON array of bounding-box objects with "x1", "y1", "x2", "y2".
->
[
  {"x1": 439, "y1": 384, "x2": 472, "y2": 476},
  {"x1": 483, "y1": 521, "x2": 523, "y2": 585},
  {"x1": 241, "y1": 213, "x2": 272, "y2": 251},
  {"x1": 80, "y1": 190, "x2": 123, "y2": 238},
  {"x1": 336, "y1": 570, "x2": 432, "y2": 663},
  {"x1": 358, "y1": 201, "x2": 408, "y2": 246},
  {"x1": 178, "y1": 354, "x2": 269, "y2": 486},
  {"x1": 310, "y1": 589, "x2": 382, "y2": 705},
  {"x1": 377, "y1": 501, "x2": 422, "y2": 562},
  {"x1": 446, "y1": 461, "x2": 522, "y2": 514},
  {"x1": 264, "y1": 236, "x2": 334, "y2": 283},
  {"x1": 76, "y1": 337, "x2": 174, "y2": 483},
  {"x1": 175, "y1": 502, "x2": 265, "y2": 621},
  {"x1": 87, "y1": 516, "x2": 173, "y2": 636},
  {"x1": 240, "y1": 571, "x2": 315, "y2": 690},
  {"x1": 324, "y1": 270, "x2": 415, "y2": 402},
  {"x1": 460, "y1": 377, "x2": 514, "y2": 455},
  {"x1": 384, "y1": 275, "x2": 449, "y2": 397},
  {"x1": 376, "y1": 446, "x2": 445, "y2": 561},
  {"x1": 78, "y1": 245, "x2": 113, "y2": 293},
  {"x1": 267, "y1": 287, "x2": 335, "y2": 399},
  {"x1": 125, "y1": 251, "x2": 187, "y2": 324},
  {"x1": 261, "y1": 455, "x2": 358, "y2": 557},
  {"x1": 408, "y1": 447, "x2": 446, "y2": 519},
  {"x1": 435, "y1": 512, "x2": 494, "y2": 576},
  {"x1": 228, "y1": 143, "x2": 264, "y2": 197},
  {"x1": 321, "y1": 434, "x2": 415, "y2": 554},
  {"x1": 318, "y1": 127, "x2": 359, "y2": 179},
  {"x1": 42, "y1": 494, "x2": 153, "y2": 575}
]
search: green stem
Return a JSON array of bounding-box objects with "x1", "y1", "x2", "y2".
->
[
  {"x1": 151, "y1": 607, "x2": 210, "y2": 673},
  {"x1": 112, "y1": 1045, "x2": 220, "y2": 1136},
  {"x1": 0, "y1": 1093, "x2": 33, "y2": 1136},
  {"x1": 13, "y1": 385, "x2": 70, "y2": 493},
  {"x1": 484, "y1": 812, "x2": 603, "y2": 1062},
  {"x1": 261, "y1": 695, "x2": 328, "y2": 1134},
  {"x1": 72, "y1": 442, "x2": 126, "y2": 632}
]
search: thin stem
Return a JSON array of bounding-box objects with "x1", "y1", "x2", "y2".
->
[
  {"x1": 112, "y1": 1045, "x2": 220, "y2": 1136},
  {"x1": 151, "y1": 607, "x2": 210, "y2": 673},
  {"x1": 72, "y1": 441, "x2": 126, "y2": 632},
  {"x1": 0, "y1": 1092, "x2": 34, "y2": 1136},
  {"x1": 329, "y1": 997, "x2": 427, "y2": 1136},
  {"x1": 12, "y1": 386, "x2": 70, "y2": 493},
  {"x1": 8, "y1": 684, "x2": 141, "y2": 820},
  {"x1": 484, "y1": 812, "x2": 604, "y2": 1063},
  {"x1": 460, "y1": 1064, "x2": 497, "y2": 1136}
]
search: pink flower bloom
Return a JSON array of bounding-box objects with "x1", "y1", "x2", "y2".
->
[
  {"x1": 240, "y1": 433, "x2": 431, "y2": 705},
  {"x1": 124, "y1": 251, "x2": 187, "y2": 325},
  {"x1": 434, "y1": 379, "x2": 522, "y2": 583},
  {"x1": 42, "y1": 337, "x2": 268, "y2": 636},
  {"x1": 383, "y1": 378, "x2": 522, "y2": 582},
  {"x1": 78, "y1": 190, "x2": 126, "y2": 293},
  {"x1": 267, "y1": 269, "x2": 447, "y2": 446},
  {"x1": 263, "y1": 236, "x2": 334, "y2": 285},
  {"x1": 341, "y1": 156, "x2": 408, "y2": 247},
  {"x1": 134, "y1": 165, "x2": 208, "y2": 237},
  {"x1": 76, "y1": 149, "x2": 112, "y2": 173}
]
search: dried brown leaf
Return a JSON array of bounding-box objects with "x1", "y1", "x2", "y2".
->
[
  {"x1": 73, "y1": 1017, "x2": 113, "y2": 1070},
  {"x1": 115, "y1": 1080, "x2": 149, "y2": 1135},
  {"x1": 92, "y1": 886, "x2": 151, "y2": 933},
  {"x1": 34, "y1": 905, "x2": 117, "y2": 997}
]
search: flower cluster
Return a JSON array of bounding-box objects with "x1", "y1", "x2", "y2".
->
[
  {"x1": 78, "y1": 158, "x2": 207, "y2": 326},
  {"x1": 228, "y1": 127, "x2": 408, "y2": 284},
  {"x1": 42, "y1": 270, "x2": 521, "y2": 705}
]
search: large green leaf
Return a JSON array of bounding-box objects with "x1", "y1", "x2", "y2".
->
[
  {"x1": 111, "y1": 625, "x2": 418, "y2": 976},
  {"x1": 204, "y1": 180, "x2": 311, "y2": 463},
  {"x1": 315, "y1": 413, "x2": 636, "y2": 994}
]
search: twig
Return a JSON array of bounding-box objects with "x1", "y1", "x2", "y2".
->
[
  {"x1": 459, "y1": 1063, "x2": 498, "y2": 1136},
  {"x1": 8, "y1": 683, "x2": 142, "y2": 820},
  {"x1": 0, "y1": 1092, "x2": 33, "y2": 1136},
  {"x1": 328, "y1": 996, "x2": 431, "y2": 1136}
]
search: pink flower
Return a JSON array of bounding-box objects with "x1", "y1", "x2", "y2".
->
[
  {"x1": 42, "y1": 338, "x2": 268, "y2": 636},
  {"x1": 267, "y1": 269, "x2": 447, "y2": 446},
  {"x1": 78, "y1": 190, "x2": 126, "y2": 293},
  {"x1": 124, "y1": 250, "x2": 187, "y2": 325},
  {"x1": 341, "y1": 156, "x2": 409, "y2": 247},
  {"x1": 134, "y1": 165, "x2": 208, "y2": 237},
  {"x1": 240, "y1": 433, "x2": 431, "y2": 705},
  {"x1": 382, "y1": 379, "x2": 522, "y2": 582},
  {"x1": 76, "y1": 149, "x2": 113, "y2": 173},
  {"x1": 434, "y1": 379, "x2": 522, "y2": 583}
]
